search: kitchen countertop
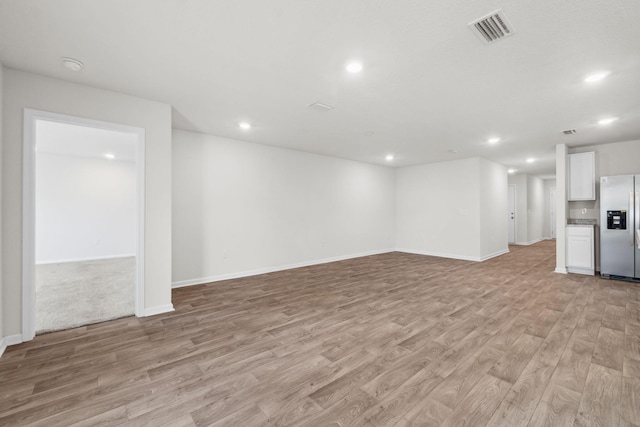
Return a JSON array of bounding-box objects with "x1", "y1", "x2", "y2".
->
[{"x1": 567, "y1": 218, "x2": 597, "y2": 225}]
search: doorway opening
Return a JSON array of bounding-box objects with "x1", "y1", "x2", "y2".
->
[{"x1": 23, "y1": 109, "x2": 145, "y2": 340}]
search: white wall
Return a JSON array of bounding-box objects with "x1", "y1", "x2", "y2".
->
[
  {"x1": 172, "y1": 129, "x2": 396, "y2": 285},
  {"x1": 36, "y1": 153, "x2": 136, "y2": 263},
  {"x1": 556, "y1": 144, "x2": 568, "y2": 273},
  {"x1": 0, "y1": 64, "x2": 4, "y2": 353},
  {"x1": 543, "y1": 179, "x2": 556, "y2": 239},
  {"x1": 396, "y1": 157, "x2": 508, "y2": 261},
  {"x1": 2, "y1": 69, "x2": 173, "y2": 337},
  {"x1": 572, "y1": 139, "x2": 640, "y2": 177},
  {"x1": 479, "y1": 158, "x2": 509, "y2": 257},
  {"x1": 527, "y1": 175, "x2": 544, "y2": 244}
]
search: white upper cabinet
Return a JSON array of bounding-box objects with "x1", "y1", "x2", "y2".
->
[{"x1": 568, "y1": 152, "x2": 595, "y2": 201}]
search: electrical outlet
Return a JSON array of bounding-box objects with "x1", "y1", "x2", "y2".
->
[{"x1": 223, "y1": 249, "x2": 228, "y2": 259}]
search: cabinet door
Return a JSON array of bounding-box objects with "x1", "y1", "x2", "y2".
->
[
  {"x1": 569, "y1": 152, "x2": 595, "y2": 201},
  {"x1": 567, "y1": 235, "x2": 594, "y2": 269}
]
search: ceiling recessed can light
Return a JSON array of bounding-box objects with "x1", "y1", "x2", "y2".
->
[
  {"x1": 346, "y1": 61, "x2": 363, "y2": 73},
  {"x1": 488, "y1": 137, "x2": 500, "y2": 144},
  {"x1": 104, "y1": 153, "x2": 115, "y2": 159},
  {"x1": 238, "y1": 122, "x2": 251, "y2": 130},
  {"x1": 526, "y1": 158, "x2": 535, "y2": 163},
  {"x1": 385, "y1": 154, "x2": 394, "y2": 161},
  {"x1": 507, "y1": 169, "x2": 516, "y2": 174},
  {"x1": 598, "y1": 117, "x2": 618, "y2": 125},
  {"x1": 62, "y1": 57, "x2": 84, "y2": 72},
  {"x1": 584, "y1": 71, "x2": 609, "y2": 83}
]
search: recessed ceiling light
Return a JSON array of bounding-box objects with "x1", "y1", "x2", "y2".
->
[
  {"x1": 239, "y1": 122, "x2": 251, "y2": 130},
  {"x1": 598, "y1": 117, "x2": 618, "y2": 125},
  {"x1": 385, "y1": 154, "x2": 394, "y2": 161},
  {"x1": 62, "y1": 57, "x2": 84, "y2": 72},
  {"x1": 104, "y1": 153, "x2": 115, "y2": 159},
  {"x1": 488, "y1": 137, "x2": 500, "y2": 144},
  {"x1": 584, "y1": 71, "x2": 609, "y2": 83},
  {"x1": 346, "y1": 61, "x2": 363, "y2": 73},
  {"x1": 364, "y1": 131, "x2": 374, "y2": 136},
  {"x1": 526, "y1": 158, "x2": 535, "y2": 163},
  {"x1": 508, "y1": 169, "x2": 516, "y2": 174}
]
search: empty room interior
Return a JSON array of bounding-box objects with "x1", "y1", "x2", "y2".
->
[{"x1": 1, "y1": 1, "x2": 640, "y2": 426}]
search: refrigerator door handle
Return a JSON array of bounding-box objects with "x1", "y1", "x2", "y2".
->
[
  {"x1": 636, "y1": 191, "x2": 640, "y2": 249},
  {"x1": 631, "y1": 192, "x2": 635, "y2": 246}
]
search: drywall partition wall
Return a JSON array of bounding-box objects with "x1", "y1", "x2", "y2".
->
[
  {"x1": 396, "y1": 157, "x2": 487, "y2": 261},
  {"x1": 543, "y1": 179, "x2": 556, "y2": 239},
  {"x1": 478, "y1": 158, "x2": 509, "y2": 258},
  {"x1": 0, "y1": 64, "x2": 4, "y2": 352},
  {"x1": 2, "y1": 69, "x2": 172, "y2": 338},
  {"x1": 35, "y1": 152, "x2": 136, "y2": 263},
  {"x1": 172, "y1": 129, "x2": 395, "y2": 286},
  {"x1": 571, "y1": 139, "x2": 640, "y2": 177},
  {"x1": 556, "y1": 144, "x2": 568, "y2": 273},
  {"x1": 527, "y1": 175, "x2": 544, "y2": 244}
]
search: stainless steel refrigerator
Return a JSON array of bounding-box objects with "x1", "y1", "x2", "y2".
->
[{"x1": 600, "y1": 174, "x2": 640, "y2": 279}]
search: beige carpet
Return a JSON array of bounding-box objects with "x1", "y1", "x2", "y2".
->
[{"x1": 36, "y1": 257, "x2": 136, "y2": 334}]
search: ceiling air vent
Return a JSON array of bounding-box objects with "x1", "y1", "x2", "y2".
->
[
  {"x1": 307, "y1": 101, "x2": 334, "y2": 112},
  {"x1": 468, "y1": 10, "x2": 516, "y2": 44},
  {"x1": 562, "y1": 129, "x2": 577, "y2": 135}
]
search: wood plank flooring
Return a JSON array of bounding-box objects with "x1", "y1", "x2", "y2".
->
[{"x1": 1, "y1": 240, "x2": 640, "y2": 426}]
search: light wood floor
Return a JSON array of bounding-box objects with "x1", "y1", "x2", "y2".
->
[{"x1": 1, "y1": 241, "x2": 639, "y2": 426}]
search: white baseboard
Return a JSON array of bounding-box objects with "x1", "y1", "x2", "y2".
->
[
  {"x1": 172, "y1": 248, "x2": 396, "y2": 288},
  {"x1": 0, "y1": 334, "x2": 24, "y2": 358},
  {"x1": 396, "y1": 248, "x2": 483, "y2": 262},
  {"x1": 567, "y1": 266, "x2": 595, "y2": 276},
  {"x1": 143, "y1": 304, "x2": 175, "y2": 317},
  {"x1": 514, "y1": 238, "x2": 544, "y2": 246},
  {"x1": 37, "y1": 253, "x2": 136, "y2": 265},
  {"x1": 396, "y1": 247, "x2": 509, "y2": 262},
  {"x1": 555, "y1": 267, "x2": 568, "y2": 274},
  {"x1": 479, "y1": 248, "x2": 510, "y2": 261}
]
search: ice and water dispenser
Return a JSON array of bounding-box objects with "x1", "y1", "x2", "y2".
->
[{"x1": 606, "y1": 210, "x2": 627, "y2": 229}]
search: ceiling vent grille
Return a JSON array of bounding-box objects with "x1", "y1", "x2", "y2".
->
[
  {"x1": 562, "y1": 129, "x2": 577, "y2": 135},
  {"x1": 468, "y1": 10, "x2": 516, "y2": 44},
  {"x1": 307, "y1": 101, "x2": 334, "y2": 112}
]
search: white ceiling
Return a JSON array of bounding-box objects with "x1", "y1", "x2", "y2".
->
[{"x1": 2, "y1": 0, "x2": 640, "y2": 176}]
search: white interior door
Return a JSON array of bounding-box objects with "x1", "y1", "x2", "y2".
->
[
  {"x1": 550, "y1": 187, "x2": 557, "y2": 239},
  {"x1": 508, "y1": 185, "x2": 515, "y2": 244}
]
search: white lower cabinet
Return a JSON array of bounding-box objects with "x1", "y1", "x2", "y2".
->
[{"x1": 566, "y1": 225, "x2": 595, "y2": 275}]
